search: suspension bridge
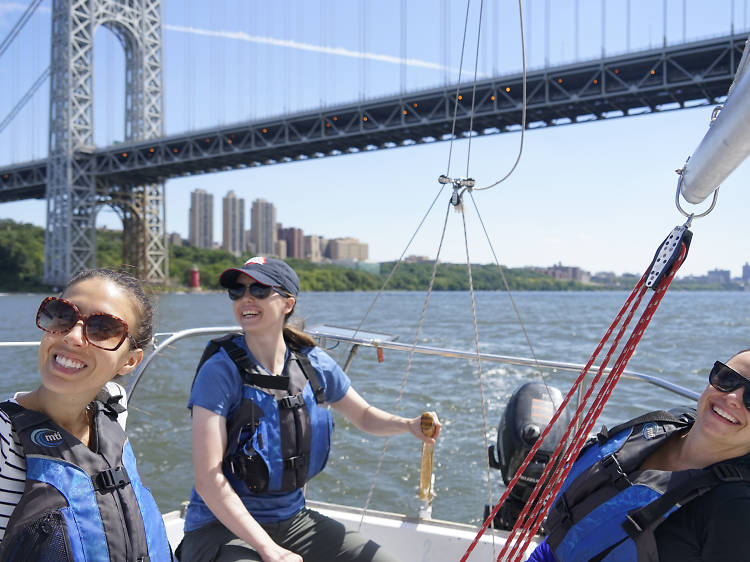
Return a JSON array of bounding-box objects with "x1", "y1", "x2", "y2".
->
[{"x1": 0, "y1": 0, "x2": 747, "y2": 285}]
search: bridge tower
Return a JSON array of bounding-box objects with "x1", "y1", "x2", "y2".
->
[{"x1": 45, "y1": 0, "x2": 167, "y2": 286}]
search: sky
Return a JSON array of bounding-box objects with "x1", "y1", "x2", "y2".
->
[{"x1": 1, "y1": 0, "x2": 749, "y2": 277}]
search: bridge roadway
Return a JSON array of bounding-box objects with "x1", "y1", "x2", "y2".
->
[{"x1": 0, "y1": 32, "x2": 745, "y2": 203}]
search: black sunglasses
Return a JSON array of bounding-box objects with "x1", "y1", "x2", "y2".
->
[
  {"x1": 227, "y1": 282, "x2": 290, "y2": 301},
  {"x1": 709, "y1": 361, "x2": 750, "y2": 410},
  {"x1": 36, "y1": 297, "x2": 136, "y2": 351}
]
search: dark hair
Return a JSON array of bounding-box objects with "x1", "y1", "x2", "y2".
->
[
  {"x1": 282, "y1": 306, "x2": 316, "y2": 349},
  {"x1": 64, "y1": 268, "x2": 154, "y2": 349}
]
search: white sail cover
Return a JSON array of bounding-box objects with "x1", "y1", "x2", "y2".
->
[{"x1": 680, "y1": 41, "x2": 750, "y2": 204}]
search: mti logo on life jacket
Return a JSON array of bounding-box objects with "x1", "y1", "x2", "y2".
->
[{"x1": 31, "y1": 428, "x2": 64, "y2": 447}]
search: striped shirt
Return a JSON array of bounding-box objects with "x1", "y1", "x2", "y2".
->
[{"x1": 0, "y1": 382, "x2": 127, "y2": 542}]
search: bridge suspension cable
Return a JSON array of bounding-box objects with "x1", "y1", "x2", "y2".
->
[
  {"x1": 0, "y1": 66, "x2": 50, "y2": 136},
  {"x1": 0, "y1": 0, "x2": 43, "y2": 60}
]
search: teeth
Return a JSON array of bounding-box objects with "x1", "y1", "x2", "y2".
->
[
  {"x1": 242, "y1": 311, "x2": 258, "y2": 317},
  {"x1": 713, "y1": 406, "x2": 739, "y2": 424},
  {"x1": 55, "y1": 354, "x2": 85, "y2": 370}
]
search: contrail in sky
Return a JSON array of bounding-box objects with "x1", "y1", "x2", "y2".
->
[{"x1": 164, "y1": 24, "x2": 476, "y2": 77}]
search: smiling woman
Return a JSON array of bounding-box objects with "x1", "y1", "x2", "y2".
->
[
  {"x1": 0, "y1": 268, "x2": 172, "y2": 561},
  {"x1": 178, "y1": 256, "x2": 441, "y2": 562},
  {"x1": 529, "y1": 350, "x2": 750, "y2": 562}
]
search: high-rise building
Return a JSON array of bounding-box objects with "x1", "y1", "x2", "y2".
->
[
  {"x1": 222, "y1": 191, "x2": 245, "y2": 256},
  {"x1": 250, "y1": 199, "x2": 277, "y2": 255},
  {"x1": 743, "y1": 262, "x2": 750, "y2": 283},
  {"x1": 189, "y1": 189, "x2": 214, "y2": 249},
  {"x1": 304, "y1": 235, "x2": 322, "y2": 262},
  {"x1": 278, "y1": 226, "x2": 305, "y2": 258},
  {"x1": 328, "y1": 237, "x2": 368, "y2": 261}
]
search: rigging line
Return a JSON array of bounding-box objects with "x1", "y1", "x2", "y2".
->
[
  {"x1": 0, "y1": 0, "x2": 43, "y2": 61},
  {"x1": 357, "y1": 201, "x2": 454, "y2": 532},
  {"x1": 0, "y1": 66, "x2": 50, "y2": 136},
  {"x1": 464, "y1": 0, "x2": 485, "y2": 178},
  {"x1": 475, "y1": 0, "x2": 527, "y2": 191},
  {"x1": 350, "y1": 183, "x2": 448, "y2": 339},
  {"x1": 445, "y1": 0, "x2": 473, "y2": 178},
  {"x1": 458, "y1": 202, "x2": 499, "y2": 557},
  {"x1": 467, "y1": 191, "x2": 538, "y2": 364}
]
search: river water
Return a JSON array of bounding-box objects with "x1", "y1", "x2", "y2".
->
[{"x1": 1, "y1": 289, "x2": 749, "y2": 526}]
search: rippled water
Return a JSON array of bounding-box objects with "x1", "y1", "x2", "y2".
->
[{"x1": 2, "y1": 290, "x2": 749, "y2": 526}]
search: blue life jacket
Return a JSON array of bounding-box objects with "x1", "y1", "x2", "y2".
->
[
  {"x1": 544, "y1": 408, "x2": 750, "y2": 562},
  {"x1": 0, "y1": 398, "x2": 172, "y2": 562},
  {"x1": 195, "y1": 335, "x2": 332, "y2": 493}
]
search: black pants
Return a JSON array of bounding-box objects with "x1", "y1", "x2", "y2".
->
[{"x1": 177, "y1": 508, "x2": 401, "y2": 562}]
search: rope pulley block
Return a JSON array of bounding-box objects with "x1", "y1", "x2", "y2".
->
[{"x1": 645, "y1": 225, "x2": 693, "y2": 289}]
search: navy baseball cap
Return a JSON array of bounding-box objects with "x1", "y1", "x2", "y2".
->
[{"x1": 219, "y1": 257, "x2": 300, "y2": 297}]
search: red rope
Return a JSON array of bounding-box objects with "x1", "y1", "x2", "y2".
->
[{"x1": 459, "y1": 243, "x2": 687, "y2": 562}]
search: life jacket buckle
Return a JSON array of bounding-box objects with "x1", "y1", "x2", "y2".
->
[
  {"x1": 601, "y1": 454, "x2": 631, "y2": 490},
  {"x1": 284, "y1": 455, "x2": 305, "y2": 469},
  {"x1": 713, "y1": 463, "x2": 743, "y2": 482},
  {"x1": 278, "y1": 394, "x2": 305, "y2": 409},
  {"x1": 94, "y1": 466, "x2": 130, "y2": 492}
]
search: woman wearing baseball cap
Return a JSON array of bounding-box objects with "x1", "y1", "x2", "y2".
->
[{"x1": 178, "y1": 256, "x2": 441, "y2": 562}]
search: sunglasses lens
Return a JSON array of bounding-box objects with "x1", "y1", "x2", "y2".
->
[
  {"x1": 710, "y1": 362, "x2": 750, "y2": 410},
  {"x1": 248, "y1": 284, "x2": 273, "y2": 299},
  {"x1": 38, "y1": 298, "x2": 78, "y2": 333},
  {"x1": 227, "y1": 284, "x2": 246, "y2": 300},
  {"x1": 710, "y1": 362, "x2": 741, "y2": 392},
  {"x1": 85, "y1": 314, "x2": 127, "y2": 349},
  {"x1": 227, "y1": 284, "x2": 274, "y2": 300}
]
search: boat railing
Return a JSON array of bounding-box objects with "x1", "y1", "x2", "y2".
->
[
  {"x1": 127, "y1": 324, "x2": 700, "y2": 402},
  {"x1": 1, "y1": 324, "x2": 700, "y2": 403}
]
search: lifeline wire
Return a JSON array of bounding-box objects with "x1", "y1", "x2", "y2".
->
[
  {"x1": 458, "y1": 201, "x2": 497, "y2": 550},
  {"x1": 356, "y1": 201, "x2": 454, "y2": 532}
]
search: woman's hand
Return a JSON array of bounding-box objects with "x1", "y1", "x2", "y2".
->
[
  {"x1": 258, "y1": 543, "x2": 303, "y2": 562},
  {"x1": 407, "y1": 411, "x2": 441, "y2": 444}
]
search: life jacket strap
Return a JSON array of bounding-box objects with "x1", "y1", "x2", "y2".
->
[
  {"x1": 622, "y1": 462, "x2": 750, "y2": 539},
  {"x1": 93, "y1": 466, "x2": 131, "y2": 492}
]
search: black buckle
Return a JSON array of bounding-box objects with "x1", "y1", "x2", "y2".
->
[
  {"x1": 601, "y1": 454, "x2": 631, "y2": 490},
  {"x1": 94, "y1": 466, "x2": 130, "y2": 491},
  {"x1": 713, "y1": 463, "x2": 744, "y2": 482},
  {"x1": 278, "y1": 394, "x2": 305, "y2": 409},
  {"x1": 284, "y1": 455, "x2": 305, "y2": 469}
]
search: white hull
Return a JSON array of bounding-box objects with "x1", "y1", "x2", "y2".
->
[{"x1": 162, "y1": 501, "x2": 540, "y2": 561}]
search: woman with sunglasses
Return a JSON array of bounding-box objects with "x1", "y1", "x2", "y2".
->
[
  {"x1": 0, "y1": 268, "x2": 172, "y2": 561},
  {"x1": 528, "y1": 349, "x2": 750, "y2": 562},
  {"x1": 178, "y1": 257, "x2": 441, "y2": 562}
]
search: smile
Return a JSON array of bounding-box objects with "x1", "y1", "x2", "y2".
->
[
  {"x1": 712, "y1": 405, "x2": 739, "y2": 425},
  {"x1": 55, "y1": 354, "x2": 86, "y2": 370}
]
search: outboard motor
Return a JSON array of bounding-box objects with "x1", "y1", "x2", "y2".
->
[{"x1": 486, "y1": 382, "x2": 570, "y2": 534}]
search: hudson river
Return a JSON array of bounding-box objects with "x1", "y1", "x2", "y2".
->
[{"x1": 1, "y1": 290, "x2": 749, "y2": 525}]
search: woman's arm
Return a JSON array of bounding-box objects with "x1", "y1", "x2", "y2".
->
[
  {"x1": 330, "y1": 387, "x2": 441, "y2": 444},
  {"x1": 191, "y1": 406, "x2": 302, "y2": 562}
]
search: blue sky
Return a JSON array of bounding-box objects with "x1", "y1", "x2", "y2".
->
[{"x1": 1, "y1": 0, "x2": 749, "y2": 277}]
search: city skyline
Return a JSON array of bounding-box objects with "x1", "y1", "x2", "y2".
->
[{"x1": 187, "y1": 188, "x2": 368, "y2": 262}]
